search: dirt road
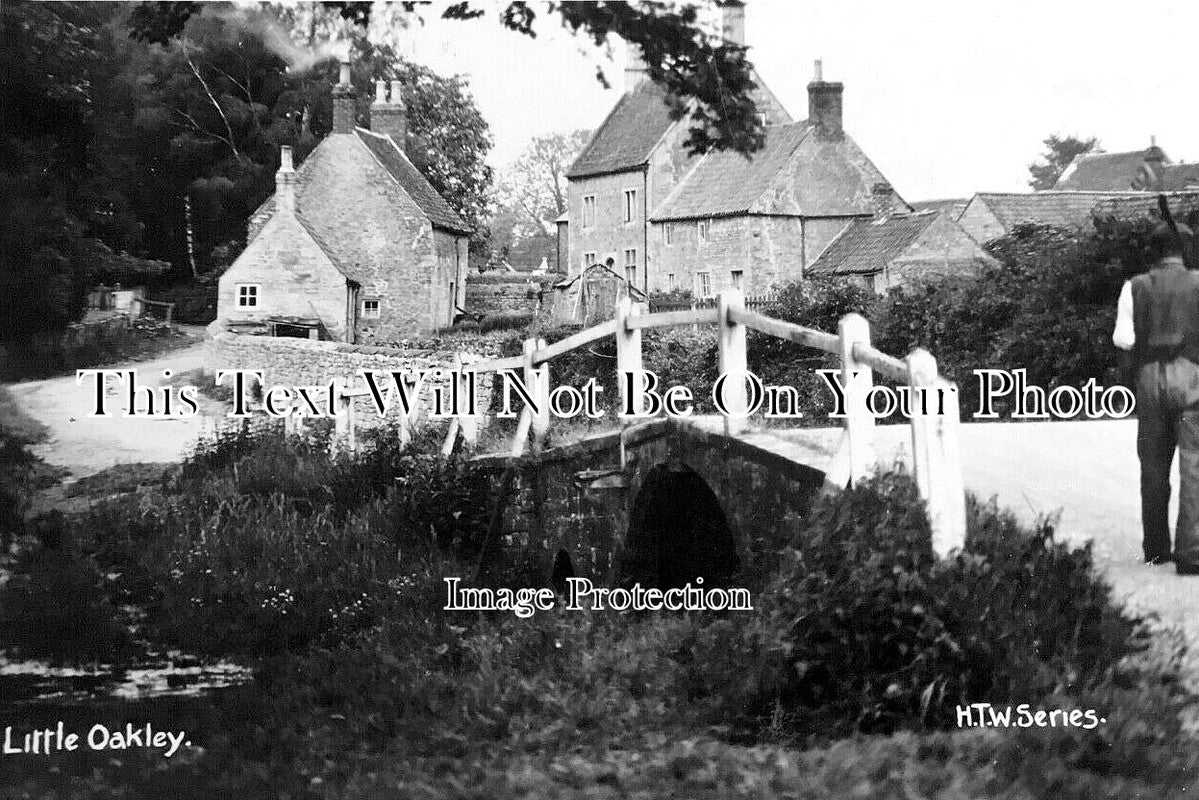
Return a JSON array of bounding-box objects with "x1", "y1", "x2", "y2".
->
[{"x1": 5, "y1": 341, "x2": 218, "y2": 478}]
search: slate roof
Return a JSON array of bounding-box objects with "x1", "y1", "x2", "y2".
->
[
  {"x1": 1090, "y1": 190, "x2": 1199, "y2": 221},
  {"x1": 1054, "y1": 147, "x2": 1169, "y2": 190},
  {"x1": 650, "y1": 123, "x2": 811, "y2": 219},
  {"x1": 1160, "y1": 163, "x2": 1199, "y2": 191},
  {"x1": 251, "y1": 127, "x2": 471, "y2": 240},
  {"x1": 970, "y1": 191, "x2": 1146, "y2": 231},
  {"x1": 807, "y1": 212, "x2": 939, "y2": 275},
  {"x1": 565, "y1": 82, "x2": 678, "y2": 179},
  {"x1": 565, "y1": 74, "x2": 793, "y2": 180},
  {"x1": 354, "y1": 128, "x2": 471, "y2": 234}
]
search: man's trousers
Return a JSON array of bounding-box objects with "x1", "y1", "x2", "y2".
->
[{"x1": 1135, "y1": 357, "x2": 1199, "y2": 568}]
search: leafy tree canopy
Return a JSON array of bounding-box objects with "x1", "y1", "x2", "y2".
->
[{"x1": 1028, "y1": 134, "x2": 1101, "y2": 190}]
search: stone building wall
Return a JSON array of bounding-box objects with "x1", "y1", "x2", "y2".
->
[{"x1": 465, "y1": 274, "x2": 558, "y2": 317}]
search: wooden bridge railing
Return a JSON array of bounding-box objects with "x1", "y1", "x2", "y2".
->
[{"x1": 325, "y1": 289, "x2": 965, "y2": 556}]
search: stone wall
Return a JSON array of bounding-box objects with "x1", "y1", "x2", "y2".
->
[
  {"x1": 465, "y1": 273, "x2": 558, "y2": 317},
  {"x1": 207, "y1": 332, "x2": 498, "y2": 425}
]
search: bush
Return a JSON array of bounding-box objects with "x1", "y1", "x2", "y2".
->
[{"x1": 673, "y1": 471, "x2": 1147, "y2": 744}]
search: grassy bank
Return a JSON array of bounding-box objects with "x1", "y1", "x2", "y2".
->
[{"x1": 0, "y1": 424, "x2": 1195, "y2": 797}]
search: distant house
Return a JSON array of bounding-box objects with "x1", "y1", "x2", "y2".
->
[
  {"x1": 807, "y1": 211, "x2": 994, "y2": 293},
  {"x1": 215, "y1": 63, "x2": 471, "y2": 342},
  {"x1": 1054, "y1": 139, "x2": 1199, "y2": 192},
  {"x1": 957, "y1": 191, "x2": 1145, "y2": 244}
]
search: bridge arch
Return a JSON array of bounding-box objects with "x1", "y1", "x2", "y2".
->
[{"x1": 622, "y1": 462, "x2": 739, "y2": 589}]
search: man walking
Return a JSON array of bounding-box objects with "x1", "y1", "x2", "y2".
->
[{"x1": 1113, "y1": 221, "x2": 1199, "y2": 575}]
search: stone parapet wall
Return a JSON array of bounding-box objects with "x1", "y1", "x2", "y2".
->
[{"x1": 465, "y1": 273, "x2": 558, "y2": 317}]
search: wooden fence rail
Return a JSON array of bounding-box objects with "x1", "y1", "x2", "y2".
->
[{"x1": 326, "y1": 289, "x2": 966, "y2": 556}]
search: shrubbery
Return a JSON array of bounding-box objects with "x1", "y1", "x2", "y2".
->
[{"x1": 2, "y1": 425, "x2": 1195, "y2": 797}]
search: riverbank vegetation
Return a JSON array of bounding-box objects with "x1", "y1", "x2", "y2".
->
[{"x1": 1, "y1": 422, "x2": 1195, "y2": 797}]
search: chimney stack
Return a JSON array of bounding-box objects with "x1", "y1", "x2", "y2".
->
[
  {"x1": 871, "y1": 182, "x2": 897, "y2": 218},
  {"x1": 276, "y1": 145, "x2": 296, "y2": 213},
  {"x1": 720, "y1": 1, "x2": 746, "y2": 47},
  {"x1": 807, "y1": 59, "x2": 843, "y2": 141},
  {"x1": 624, "y1": 41, "x2": 649, "y2": 92},
  {"x1": 371, "y1": 78, "x2": 410, "y2": 153},
  {"x1": 332, "y1": 59, "x2": 357, "y2": 134}
]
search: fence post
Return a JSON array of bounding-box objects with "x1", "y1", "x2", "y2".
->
[
  {"x1": 456, "y1": 354, "x2": 480, "y2": 449},
  {"x1": 717, "y1": 289, "x2": 749, "y2": 435},
  {"x1": 615, "y1": 296, "x2": 644, "y2": 418},
  {"x1": 333, "y1": 377, "x2": 348, "y2": 447},
  {"x1": 524, "y1": 338, "x2": 550, "y2": 450},
  {"x1": 906, "y1": 349, "x2": 966, "y2": 557},
  {"x1": 837, "y1": 313, "x2": 876, "y2": 485}
]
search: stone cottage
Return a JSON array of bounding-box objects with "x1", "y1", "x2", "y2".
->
[
  {"x1": 807, "y1": 210, "x2": 995, "y2": 293},
  {"x1": 215, "y1": 62, "x2": 472, "y2": 342},
  {"x1": 559, "y1": 0, "x2": 927, "y2": 305}
]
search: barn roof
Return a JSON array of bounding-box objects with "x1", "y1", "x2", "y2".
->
[{"x1": 807, "y1": 212, "x2": 939, "y2": 275}]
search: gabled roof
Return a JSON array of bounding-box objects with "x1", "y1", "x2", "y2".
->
[
  {"x1": 651, "y1": 121, "x2": 902, "y2": 221},
  {"x1": 354, "y1": 128, "x2": 471, "y2": 235},
  {"x1": 651, "y1": 123, "x2": 811, "y2": 219},
  {"x1": 251, "y1": 127, "x2": 471, "y2": 241},
  {"x1": 565, "y1": 74, "x2": 794, "y2": 180},
  {"x1": 967, "y1": 191, "x2": 1146, "y2": 231},
  {"x1": 808, "y1": 212, "x2": 939, "y2": 275},
  {"x1": 293, "y1": 212, "x2": 359, "y2": 284},
  {"x1": 1054, "y1": 147, "x2": 1169, "y2": 191},
  {"x1": 565, "y1": 82, "x2": 677, "y2": 179}
]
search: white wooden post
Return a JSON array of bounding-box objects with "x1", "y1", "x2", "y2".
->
[
  {"x1": 332, "y1": 378, "x2": 350, "y2": 451},
  {"x1": 837, "y1": 313, "x2": 876, "y2": 485},
  {"x1": 524, "y1": 338, "x2": 550, "y2": 450},
  {"x1": 615, "y1": 296, "x2": 644, "y2": 418},
  {"x1": 343, "y1": 389, "x2": 356, "y2": 454},
  {"x1": 906, "y1": 349, "x2": 966, "y2": 556},
  {"x1": 717, "y1": 289, "x2": 749, "y2": 435},
  {"x1": 440, "y1": 417, "x2": 461, "y2": 458},
  {"x1": 456, "y1": 354, "x2": 480, "y2": 449}
]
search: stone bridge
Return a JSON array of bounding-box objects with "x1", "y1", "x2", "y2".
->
[{"x1": 472, "y1": 417, "x2": 839, "y2": 590}]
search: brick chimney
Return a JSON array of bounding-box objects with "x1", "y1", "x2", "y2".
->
[
  {"x1": 331, "y1": 60, "x2": 357, "y2": 134},
  {"x1": 720, "y1": 1, "x2": 746, "y2": 47},
  {"x1": 807, "y1": 59, "x2": 844, "y2": 141},
  {"x1": 624, "y1": 41, "x2": 649, "y2": 92},
  {"x1": 371, "y1": 78, "x2": 409, "y2": 153},
  {"x1": 276, "y1": 145, "x2": 296, "y2": 213}
]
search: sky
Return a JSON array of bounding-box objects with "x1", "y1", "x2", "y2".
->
[{"x1": 405, "y1": 0, "x2": 1199, "y2": 201}]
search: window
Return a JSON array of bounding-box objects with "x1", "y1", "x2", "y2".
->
[
  {"x1": 730, "y1": 269, "x2": 744, "y2": 289},
  {"x1": 582, "y1": 195, "x2": 596, "y2": 228},
  {"x1": 696, "y1": 272, "x2": 712, "y2": 298},
  {"x1": 623, "y1": 189, "x2": 638, "y2": 223},
  {"x1": 667, "y1": 273, "x2": 676, "y2": 289},
  {"x1": 362, "y1": 298, "x2": 381, "y2": 318},
  {"x1": 756, "y1": 112, "x2": 769, "y2": 127},
  {"x1": 624, "y1": 248, "x2": 637, "y2": 285},
  {"x1": 236, "y1": 284, "x2": 258, "y2": 307},
  {"x1": 583, "y1": 252, "x2": 597, "y2": 269},
  {"x1": 697, "y1": 218, "x2": 712, "y2": 244},
  {"x1": 663, "y1": 223, "x2": 674, "y2": 246}
]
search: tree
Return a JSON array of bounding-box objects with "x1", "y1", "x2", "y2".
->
[
  {"x1": 497, "y1": 130, "x2": 590, "y2": 237},
  {"x1": 128, "y1": 1, "x2": 767, "y2": 158},
  {"x1": 0, "y1": 2, "x2": 168, "y2": 358},
  {"x1": 122, "y1": 9, "x2": 494, "y2": 273},
  {"x1": 1028, "y1": 134, "x2": 1101, "y2": 190}
]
